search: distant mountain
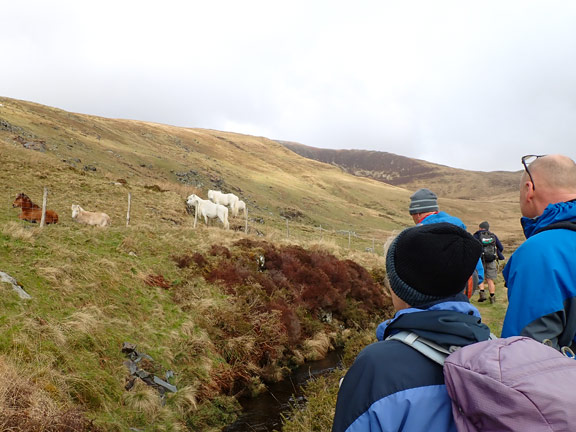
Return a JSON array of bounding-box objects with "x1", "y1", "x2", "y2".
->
[{"x1": 278, "y1": 141, "x2": 521, "y2": 200}]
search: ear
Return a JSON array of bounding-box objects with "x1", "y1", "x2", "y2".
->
[{"x1": 522, "y1": 178, "x2": 536, "y2": 203}]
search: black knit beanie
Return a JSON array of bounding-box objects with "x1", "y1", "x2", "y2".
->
[
  {"x1": 409, "y1": 188, "x2": 439, "y2": 215},
  {"x1": 386, "y1": 223, "x2": 482, "y2": 307}
]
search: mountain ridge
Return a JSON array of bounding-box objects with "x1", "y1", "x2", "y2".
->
[{"x1": 278, "y1": 140, "x2": 521, "y2": 200}]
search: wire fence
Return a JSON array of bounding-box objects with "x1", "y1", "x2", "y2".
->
[
  {"x1": 10, "y1": 186, "x2": 401, "y2": 256},
  {"x1": 271, "y1": 217, "x2": 401, "y2": 256}
]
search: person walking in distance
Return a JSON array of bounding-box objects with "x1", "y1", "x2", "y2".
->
[
  {"x1": 473, "y1": 221, "x2": 505, "y2": 303},
  {"x1": 502, "y1": 154, "x2": 576, "y2": 351}
]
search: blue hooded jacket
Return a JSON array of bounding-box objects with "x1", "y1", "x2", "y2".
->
[
  {"x1": 418, "y1": 212, "x2": 485, "y2": 284},
  {"x1": 332, "y1": 296, "x2": 490, "y2": 432},
  {"x1": 502, "y1": 200, "x2": 576, "y2": 349}
]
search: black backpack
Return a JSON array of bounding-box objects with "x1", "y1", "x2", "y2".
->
[{"x1": 478, "y1": 230, "x2": 497, "y2": 262}]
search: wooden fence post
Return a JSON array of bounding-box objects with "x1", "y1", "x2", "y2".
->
[
  {"x1": 40, "y1": 187, "x2": 48, "y2": 228},
  {"x1": 126, "y1": 192, "x2": 131, "y2": 227},
  {"x1": 245, "y1": 207, "x2": 248, "y2": 234}
]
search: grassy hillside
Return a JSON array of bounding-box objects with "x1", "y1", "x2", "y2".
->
[
  {"x1": 0, "y1": 96, "x2": 525, "y2": 430},
  {"x1": 0, "y1": 97, "x2": 525, "y2": 243}
]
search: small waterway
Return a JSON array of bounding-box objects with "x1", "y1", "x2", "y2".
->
[{"x1": 223, "y1": 349, "x2": 343, "y2": 432}]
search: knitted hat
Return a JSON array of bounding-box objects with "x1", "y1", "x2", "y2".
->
[
  {"x1": 479, "y1": 221, "x2": 490, "y2": 230},
  {"x1": 386, "y1": 223, "x2": 482, "y2": 307},
  {"x1": 409, "y1": 188, "x2": 439, "y2": 215}
]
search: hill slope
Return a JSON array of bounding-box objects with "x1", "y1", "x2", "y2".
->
[
  {"x1": 279, "y1": 141, "x2": 522, "y2": 201},
  {"x1": 1, "y1": 97, "x2": 523, "y2": 241},
  {"x1": 1, "y1": 97, "x2": 414, "y2": 238}
]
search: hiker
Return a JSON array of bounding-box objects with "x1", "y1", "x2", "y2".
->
[
  {"x1": 473, "y1": 221, "x2": 505, "y2": 303},
  {"x1": 502, "y1": 154, "x2": 576, "y2": 351},
  {"x1": 408, "y1": 188, "x2": 484, "y2": 291},
  {"x1": 332, "y1": 223, "x2": 491, "y2": 432}
]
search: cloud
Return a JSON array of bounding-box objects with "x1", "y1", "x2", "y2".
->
[{"x1": 2, "y1": 1, "x2": 576, "y2": 171}]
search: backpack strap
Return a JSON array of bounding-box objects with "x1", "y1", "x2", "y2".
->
[
  {"x1": 386, "y1": 331, "x2": 452, "y2": 366},
  {"x1": 542, "y1": 338, "x2": 576, "y2": 359},
  {"x1": 534, "y1": 221, "x2": 576, "y2": 235},
  {"x1": 386, "y1": 331, "x2": 498, "y2": 366}
]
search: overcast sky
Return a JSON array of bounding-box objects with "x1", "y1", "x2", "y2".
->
[{"x1": 2, "y1": 1, "x2": 576, "y2": 171}]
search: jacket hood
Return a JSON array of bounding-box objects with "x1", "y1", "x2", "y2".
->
[
  {"x1": 521, "y1": 200, "x2": 576, "y2": 239},
  {"x1": 376, "y1": 294, "x2": 490, "y2": 347}
]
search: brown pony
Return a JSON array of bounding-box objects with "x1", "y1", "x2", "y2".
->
[{"x1": 12, "y1": 193, "x2": 59, "y2": 224}]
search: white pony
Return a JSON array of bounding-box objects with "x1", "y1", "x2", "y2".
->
[
  {"x1": 71, "y1": 204, "x2": 111, "y2": 227},
  {"x1": 236, "y1": 200, "x2": 246, "y2": 216},
  {"x1": 208, "y1": 190, "x2": 240, "y2": 217},
  {"x1": 186, "y1": 194, "x2": 230, "y2": 229}
]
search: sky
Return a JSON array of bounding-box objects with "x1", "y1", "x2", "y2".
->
[{"x1": 2, "y1": 1, "x2": 576, "y2": 172}]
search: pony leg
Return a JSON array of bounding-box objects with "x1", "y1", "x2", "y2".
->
[{"x1": 220, "y1": 216, "x2": 230, "y2": 230}]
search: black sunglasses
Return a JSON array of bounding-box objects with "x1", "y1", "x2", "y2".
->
[{"x1": 521, "y1": 155, "x2": 546, "y2": 191}]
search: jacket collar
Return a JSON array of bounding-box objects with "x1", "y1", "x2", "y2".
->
[
  {"x1": 522, "y1": 200, "x2": 576, "y2": 239},
  {"x1": 376, "y1": 294, "x2": 483, "y2": 342}
]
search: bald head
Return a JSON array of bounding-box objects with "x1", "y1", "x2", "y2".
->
[
  {"x1": 529, "y1": 154, "x2": 576, "y2": 191},
  {"x1": 520, "y1": 154, "x2": 576, "y2": 218}
]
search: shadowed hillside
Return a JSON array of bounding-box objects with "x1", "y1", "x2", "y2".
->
[{"x1": 279, "y1": 141, "x2": 522, "y2": 201}]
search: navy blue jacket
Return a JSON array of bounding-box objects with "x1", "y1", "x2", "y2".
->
[
  {"x1": 332, "y1": 296, "x2": 490, "y2": 432},
  {"x1": 472, "y1": 229, "x2": 505, "y2": 261}
]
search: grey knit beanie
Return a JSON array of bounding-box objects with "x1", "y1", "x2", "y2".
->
[
  {"x1": 386, "y1": 223, "x2": 482, "y2": 307},
  {"x1": 409, "y1": 188, "x2": 439, "y2": 215}
]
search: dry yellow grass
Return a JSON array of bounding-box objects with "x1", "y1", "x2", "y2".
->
[
  {"x1": 303, "y1": 332, "x2": 333, "y2": 361},
  {"x1": 169, "y1": 385, "x2": 199, "y2": 415},
  {"x1": 0, "y1": 356, "x2": 98, "y2": 430},
  {"x1": 122, "y1": 379, "x2": 161, "y2": 415},
  {"x1": 2, "y1": 221, "x2": 36, "y2": 242}
]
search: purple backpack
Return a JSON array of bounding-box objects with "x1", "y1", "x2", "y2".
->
[{"x1": 387, "y1": 333, "x2": 576, "y2": 431}]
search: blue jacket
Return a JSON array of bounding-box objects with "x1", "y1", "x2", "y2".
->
[
  {"x1": 502, "y1": 200, "x2": 576, "y2": 349},
  {"x1": 418, "y1": 212, "x2": 484, "y2": 283},
  {"x1": 332, "y1": 296, "x2": 490, "y2": 432}
]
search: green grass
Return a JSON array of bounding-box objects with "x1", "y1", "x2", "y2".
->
[
  {"x1": 279, "y1": 374, "x2": 340, "y2": 432},
  {"x1": 0, "y1": 215, "x2": 236, "y2": 428},
  {"x1": 469, "y1": 275, "x2": 508, "y2": 336},
  {"x1": 0, "y1": 199, "x2": 396, "y2": 429}
]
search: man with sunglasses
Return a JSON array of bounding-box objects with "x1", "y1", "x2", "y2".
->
[{"x1": 502, "y1": 154, "x2": 576, "y2": 351}]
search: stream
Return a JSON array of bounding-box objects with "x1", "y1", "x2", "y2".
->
[{"x1": 222, "y1": 349, "x2": 343, "y2": 432}]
